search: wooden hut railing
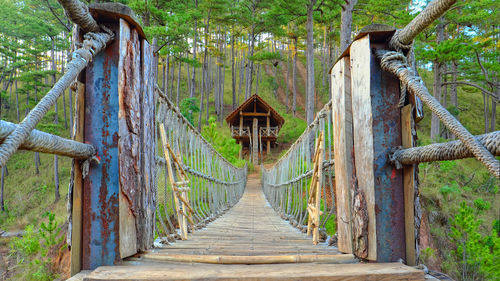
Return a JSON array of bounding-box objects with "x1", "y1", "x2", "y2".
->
[
  {"x1": 231, "y1": 126, "x2": 251, "y2": 137},
  {"x1": 260, "y1": 127, "x2": 279, "y2": 137}
]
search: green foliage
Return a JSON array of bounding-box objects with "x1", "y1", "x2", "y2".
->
[
  {"x1": 278, "y1": 114, "x2": 307, "y2": 143},
  {"x1": 9, "y1": 224, "x2": 40, "y2": 262},
  {"x1": 202, "y1": 117, "x2": 246, "y2": 167},
  {"x1": 449, "y1": 202, "x2": 500, "y2": 281},
  {"x1": 439, "y1": 181, "x2": 460, "y2": 199},
  {"x1": 420, "y1": 247, "x2": 436, "y2": 265},
  {"x1": 180, "y1": 97, "x2": 200, "y2": 125},
  {"x1": 8, "y1": 212, "x2": 64, "y2": 281}
]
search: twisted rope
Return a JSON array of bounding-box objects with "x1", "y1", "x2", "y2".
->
[
  {"x1": 376, "y1": 50, "x2": 499, "y2": 178},
  {"x1": 389, "y1": 0, "x2": 457, "y2": 51},
  {"x1": 0, "y1": 30, "x2": 114, "y2": 167},
  {"x1": 390, "y1": 131, "x2": 499, "y2": 168},
  {"x1": 0, "y1": 120, "x2": 95, "y2": 159},
  {"x1": 56, "y1": 0, "x2": 100, "y2": 33}
]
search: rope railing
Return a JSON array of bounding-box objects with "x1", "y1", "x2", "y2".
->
[
  {"x1": 375, "y1": 50, "x2": 500, "y2": 178},
  {"x1": 262, "y1": 101, "x2": 335, "y2": 244},
  {"x1": 0, "y1": 120, "x2": 95, "y2": 159},
  {"x1": 0, "y1": 0, "x2": 114, "y2": 167},
  {"x1": 155, "y1": 87, "x2": 247, "y2": 241}
]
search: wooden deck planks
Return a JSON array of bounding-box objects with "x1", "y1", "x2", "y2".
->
[
  {"x1": 83, "y1": 263, "x2": 424, "y2": 281},
  {"x1": 78, "y1": 172, "x2": 425, "y2": 280},
  {"x1": 145, "y1": 172, "x2": 341, "y2": 258}
]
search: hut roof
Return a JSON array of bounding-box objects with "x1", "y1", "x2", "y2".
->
[{"x1": 225, "y1": 94, "x2": 285, "y2": 126}]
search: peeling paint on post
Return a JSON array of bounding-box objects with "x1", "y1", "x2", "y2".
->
[{"x1": 82, "y1": 25, "x2": 121, "y2": 269}]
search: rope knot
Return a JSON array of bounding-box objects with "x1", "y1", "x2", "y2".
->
[{"x1": 388, "y1": 146, "x2": 404, "y2": 170}]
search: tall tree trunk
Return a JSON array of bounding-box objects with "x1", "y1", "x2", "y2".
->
[
  {"x1": 202, "y1": 14, "x2": 211, "y2": 127},
  {"x1": 0, "y1": 166, "x2": 5, "y2": 212},
  {"x1": 293, "y1": 37, "x2": 298, "y2": 117},
  {"x1": 220, "y1": 32, "x2": 227, "y2": 125},
  {"x1": 245, "y1": 21, "x2": 256, "y2": 99},
  {"x1": 231, "y1": 29, "x2": 237, "y2": 110},
  {"x1": 340, "y1": 0, "x2": 357, "y2": 53},
  {"x1": 61, "y1": 47, "x2": 68, "y2": 129},
  {"x1": 1, "y1": 166, "x2": 5, "y2": 212},
  {"x1": 285, "y1": 43, "x2": 291, "y2": 112},
  {"x1": 190, "y1": 2, "x2": 198, "y2": 98},
  {"x1": 430, "y1": 20, "x2": 444, "y2": 141},
  {"x1": 170, "y1": 58, "x2": 175, "y2": 96},
  {"x1": 177, "y1": 60, "x2": 181, "y2": 106},
  {"x1": 238, "y1": 51, "x2": 245, "y2": 104},
  {"x1": 256, "y1": 64, "x2": 260, "y2": 96},
  {"x1": 306, "y1": 1, "x2": 316, "y2": 125},
  {"x1": 162, "y1": 57, "x2": 167, "y2": 93},
  {"x1": 52, "y1": 38, "x2": 58, "y2": 125}
]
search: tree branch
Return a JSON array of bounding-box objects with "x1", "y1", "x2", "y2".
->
[
  {"x1": 441, "y1": 81, "x2": 499, "y2": 102},
  {"x1": 46, "y1": 0, "x2": 74, "y2": 32}
]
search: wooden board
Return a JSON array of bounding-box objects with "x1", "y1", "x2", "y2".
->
[
  {"x1": 137, "y1": 38, "x2": 156, "y2": 251},
  {"x1": 118, "y1": 18, "x2": 138, "y2": 259},
  {"x1": 402, "y1": 105, "x2": 416, "y2": 265},
  {"x1": 331, "y1": 57, "x2": 354, "y2": 254},
  {"x1": 70, "y1": 82, "x2": 85, "y2": 276},
  {"x1": 350, "y1": 35, "x2": 377, "y2": 261},
  {"x1": 83, "y1": 263, "x2": 424, "y2": 280}
]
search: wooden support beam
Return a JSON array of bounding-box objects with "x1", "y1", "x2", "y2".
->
[
  {"x1": 241, "y1": 112, "x2": 270, "y2": 117},
  {"x1": 402, "y1": 105, "x2": 416, "y2": 266},
  {"x1": 252, "y1": 118, "x2": 258, "y2": 165},
  {"x1": 266, "y1": 113, "x2": 271, "y2": 155},
  {"x1": 70, "y1": 82, "x2": 85, "y2": 276},
  {"x1": 331, "y1": 56, "x2": 354, "y2": 255}
]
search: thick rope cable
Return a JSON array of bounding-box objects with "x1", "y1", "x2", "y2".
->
[
  {"x1": 376, "y1": 50, "x2": 499, "y2": 178},
  {"x1": 390, "y1": 131, "x2": 500, "y2": 167},
  {"x1": 0, "y1": 120, "x2": 95, "y2": 159},
  {"x1": 56, "y1": 0, "x2": 100, "y2": 33},
  {"x1": 389, "y1": 0, "x2": 456, "y2": 51},
  {"x1": 0, "y1": 30, "x2": 114, "y2": 168}
]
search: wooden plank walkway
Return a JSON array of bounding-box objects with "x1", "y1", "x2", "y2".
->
[
  {"x1": 72, "y1": 172, "x2": 425, "y2": 280},
  {"x1": 145, "y1": 172, "x2": 345, "y2": 258}
]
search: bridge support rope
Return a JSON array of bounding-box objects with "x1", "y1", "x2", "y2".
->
[{"x1": 376, "y1": 50, "x2": 500, "y2": 178}]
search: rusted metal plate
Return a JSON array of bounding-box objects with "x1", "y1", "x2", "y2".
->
[{"x1": 82, "y1": 25, "x2": 121, "y2": 270}]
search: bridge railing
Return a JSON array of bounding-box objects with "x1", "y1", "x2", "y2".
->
[
  {"x1": 155, "y1": 87, "x2": 247, "y2": 241},
  {"x1": 262, "y1": 101, "x2": 335, "y2": 244}
]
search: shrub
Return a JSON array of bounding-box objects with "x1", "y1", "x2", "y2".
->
[{"x1": 449, "y1": 201, "x2": 500, "y2": 280}]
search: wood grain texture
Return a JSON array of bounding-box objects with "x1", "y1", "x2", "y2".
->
[
  {"x1": 83, "y1": 262, "x2": 424, "y2": 280},
  {"x1": 70, "y1": 82, "x2": 85, "y2": 276},
  {"x1": 135, "y1": 38, "x2": 156, "y2": 252},
  {"x1": 350, "y1": 35, "x2": 377, "y2": 260},
  {"x1": 331, "y1": 57, "x2": 354, "y2": 254},
  {"x1": 118, "y1": 18, "x2": 138, "y2": 259},
  {"x1": 402, "y1": 105, "x2": 416, "y2": 265}
]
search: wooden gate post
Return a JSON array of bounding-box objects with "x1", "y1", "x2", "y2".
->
[
  {"x1": 331, "y1": 28, "x2": 413, "y2": 263},
  {"x1": 71, "y1": 3, "x2": 156, "y2": 274}
]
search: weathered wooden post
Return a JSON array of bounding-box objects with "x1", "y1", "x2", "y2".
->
[
  {"x1": 331, "y1": 27, "x2": 415, "y2": 263},
  {"x1": 71, "y1": 3, "x2": 156, "y2": 275}
]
